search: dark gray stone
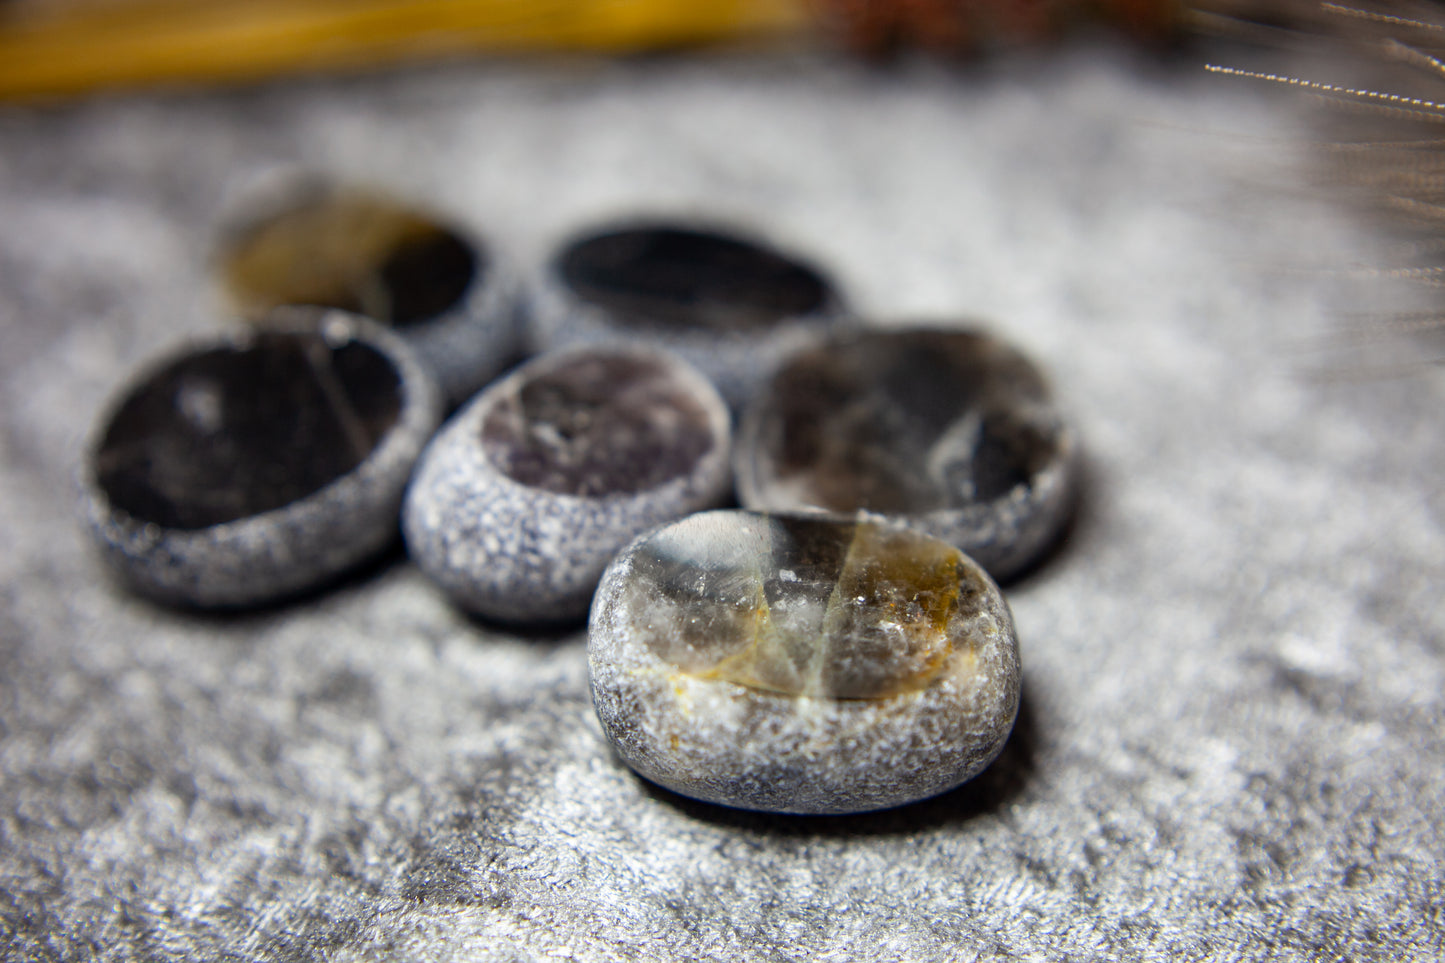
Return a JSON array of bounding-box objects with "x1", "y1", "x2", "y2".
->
[
  {"x1": 589, "y1": 510, "x2": 1021, "y2": 814},
  {"x1": 82, "y1": 311, "x2": 442, "y2": 607},
  {"x1": 528, "y1": 222, "x2": 851, "y2": 407},
  {"x1": 403, "y1": 344, "x2": 732, "y2": 623},
  {"x1": 218, "y1": 181, "x2": 520, "y2": 405},
  {"x1": 735, "y1": 328, "x2": 1079, "y2": 581}
]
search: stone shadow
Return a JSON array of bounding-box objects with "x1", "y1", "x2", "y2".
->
[{"x1": 115, "y1": 533, "x2": 411, "y2": 631}]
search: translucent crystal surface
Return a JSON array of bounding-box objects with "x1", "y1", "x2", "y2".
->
[{"x1": 622, "y1": 513, "x2": 995, "y2": 699}]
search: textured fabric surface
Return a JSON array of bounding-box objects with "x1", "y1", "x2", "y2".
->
[{"x1": 1, "y1": 43, "x2": 1443, "y2": 962}]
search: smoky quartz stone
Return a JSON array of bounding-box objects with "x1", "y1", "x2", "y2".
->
[
  {"x1": 82, "y1": 312, "x2": 442, "y2": 607},
  {"x1": 218, "y1": 182, "x2": 518, "y2": 404},
  {"x1": 403, "y1": 344, "x2": 732, "y2": 624},
  {"x1": 529, "y1": 222, "x2": 850, "y2": 407},
  {"x1": 735, "y1": 328, "x2": 1079, "y2": 582},
  {"x1": 589, "y1": 510, "x2": 1020, "y2": 814}
]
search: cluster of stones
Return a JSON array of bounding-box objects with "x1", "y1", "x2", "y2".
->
[{"x1": 83, "y1": 191, "x2": 1076, "y2": 814}]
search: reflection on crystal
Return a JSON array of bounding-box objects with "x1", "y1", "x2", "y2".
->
[{"x1": 623, "y1": 513, "x2": 989, "y2": 700}]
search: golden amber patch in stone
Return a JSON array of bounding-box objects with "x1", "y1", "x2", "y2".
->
[
  {"x1": 221, "y1": 190, "x2": 477, "y2": 328},
  {"x1": 628, "y1": 514, "x2": 982, "y2": 700}
]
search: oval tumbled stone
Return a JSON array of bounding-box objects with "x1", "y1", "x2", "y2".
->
[
  {"x1": 82, "y1": 312, "x2": 442, "y2": 607},
  {"x1": 218, "y1": 182, "x2": 518, "y2": 405},
  {"x1": 735, "y1": 327, "x2": 1078, "y2": 582},
  {"x1": 403, "y1": 345, "x2": 731, "y2": 623},
  {"x1": 529, "y1": 222, "x2": 850, "y2": 408},
  {"x1": 588, "y1": 510, "x2": 1020, "y2": 814}
]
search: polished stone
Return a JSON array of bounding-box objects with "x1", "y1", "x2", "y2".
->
[
  {"x1": 94, "y1": 329, "x2": 401, "y2": 530},
  {"x1": 735, "y1": 328, "x2": 1078, "y2": 581},
  {"x1": 558, "y1": 225, "x2": 831, "y2": 332},
  {"x1": 403, "y1": 345, "x2": 732, "y2": 623},
  {"x1": 589, "y1": 510, "x2": 1020, "y2": 814},
  {"x1": 221, "y1": 190, "x2": 477, "y2": 326},
  {"x1": 83, "y1": 313, "x2": 442, "y2": 607},
  {"x1": 479, "y1": 351, "x2": 715, "y2": 497},
  {"x1": 218, "y1": 184, "x2": 519, "y2": 404},
  {"x1": 529, "y1": 222, "x2": 850, "y2": 407}
]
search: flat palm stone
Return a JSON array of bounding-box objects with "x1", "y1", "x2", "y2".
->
[
  {"x1": 83, "y1": 314, "x2": 441, "y2": 608},
  {"x1": 403, "y1": 345, "x2": 732, "y2": 624},
  {"x1": 735, "y1": 327, "x2": 1078, "y2": 581},
  {"x1": 558, "y1": 225, "x2": 832, "y2": 333},
  {"x1": 94, "y1": 329, "x2": 402, "y2": 530},
  {"x1": 588, "y1": 510, "x2": 1020, "y2": 814},
  {"x1": 218, "y1": 184, "x2": 517, "y2": 404},
  {"x1": 220, "y1": 189, "x2": 478, "y2": 329},
  {"x1": 530, "y1": 222, "x2": 850, "y2": 407}
]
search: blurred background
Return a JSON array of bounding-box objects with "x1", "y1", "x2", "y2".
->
[{"x1": 0, "y1": 0, "x2": 1230, "y2": 100}]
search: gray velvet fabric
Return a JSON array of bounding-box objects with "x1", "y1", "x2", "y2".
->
[{"x1": 1, "y1": 43, "x2": 1442, "y2": 961}]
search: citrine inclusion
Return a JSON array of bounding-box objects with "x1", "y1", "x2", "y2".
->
[
  {"x1": 221, "y1": 189, "x2": 478, "y2": 328},
  {"x1": 624, "y1": 514, "x2": 988, "y2": 700}
]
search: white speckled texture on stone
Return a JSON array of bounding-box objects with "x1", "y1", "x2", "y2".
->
[
  {"x1": 397, "y1": 241, "x2": 523, "y2": 407},
  {"x1": 1, "y1": 41, "x2": 1443, "y2": 962},
  {"x1": 403, "y1": 344, "x2": 731, "y2": 622}
]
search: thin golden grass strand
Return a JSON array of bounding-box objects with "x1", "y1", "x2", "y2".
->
[
  {"x1": 1319, "y1": 2, "x2": 1445, "y2": 36},
  {"x1": 1383, "y1": 194, "x2": 1445, "y2": 220},
  {"x1": 1205, "y1": 64, "x2": 1445, "y2": 117},
  {"x1": 1316, "y1": 138, "x2": 1445, "y2": 152},
  {"x1": 1346, "y1": 264, "x2": 1445, "y2": 280},
  {"x1": 1382, "y1": 38, "x2": 1445, "y2": 82}
]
